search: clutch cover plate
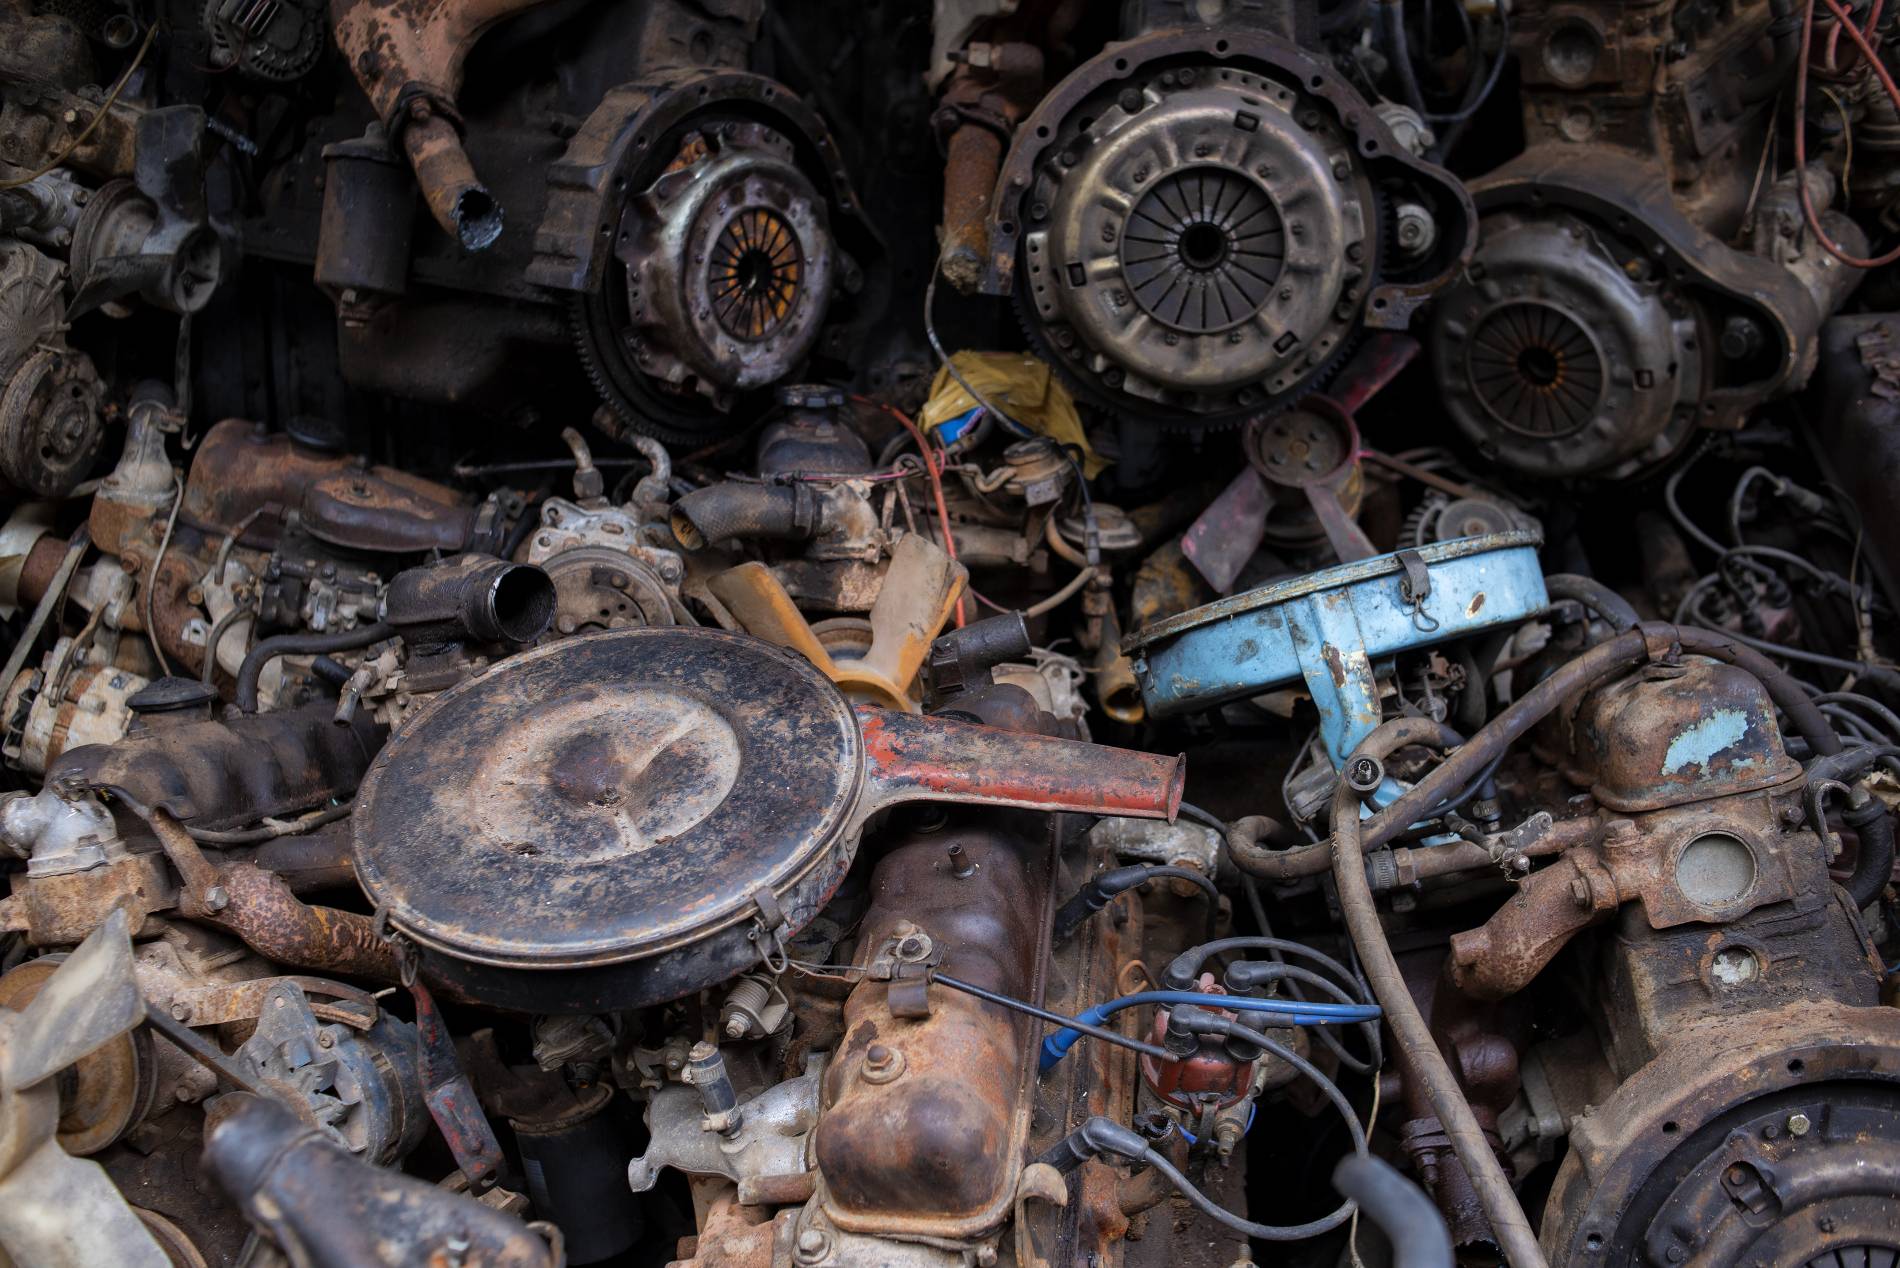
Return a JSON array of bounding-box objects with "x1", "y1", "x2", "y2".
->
[{"x1": 352, "y1": 628, "x2": 862, "y2": 976}]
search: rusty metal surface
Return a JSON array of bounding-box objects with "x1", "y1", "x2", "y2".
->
[
  {"x1": 212, "y1": 864, "x2": 401, "y2": 983},
  {"x1": 408, "y1": 976, "x2": 504, "y2": 1192},
  {"x1": 1558, "y1": 659, "x2": 1804, "y2": 812},
  {"x1": 983, "y1": 26, "x2": 1477, "y2": 329},
  {"x1": 0, "y1": 955, "x2": 155, "y2": 1156},
  {"x1": 856, "y1": 707, "x2": 1184, "y2": 821},
  {"x1": 934, "y1": 46, "x2": 1043, "y2": 294},
  {"x1": 329, "y1": 0, "x2": 558, "y2": 247},
  {"x1": 1542, "y1": 1001, "x2": 1900, "y2": 1264},
  {"x1": 1449, "y1": 785, "x2": 1826, "y2": 999},
  {"x1": 53, "y1": 703, "x2": 384, "y2": 831},
  {"x1": 178, "y1": 417, "x2": 478, "y2": 553},
  {"x1": 814, "y1": 813, "x2": 1053, "y2": 1240},
  {"x1": 353, "y1": 628, "x2": 862, "y2": 984}
]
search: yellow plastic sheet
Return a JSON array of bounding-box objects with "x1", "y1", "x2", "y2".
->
[{"x1": 919, "y1": 351, "x2": 1108, "y2": 477}]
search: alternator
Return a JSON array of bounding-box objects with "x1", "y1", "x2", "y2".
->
[{"x1": 985, "y1": 29, "x2": 1475, "y2": 429}]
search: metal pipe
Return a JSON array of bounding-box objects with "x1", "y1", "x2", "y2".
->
[
  {"x1": 212, "y1": 864, "x2": 400, "y2": 982},
  {"x1": 328, "y1": 0, "x2": 557, "y2": 249},
  {"x1": 854, "y1": 705, "x2": 1182, "y2": 824}
]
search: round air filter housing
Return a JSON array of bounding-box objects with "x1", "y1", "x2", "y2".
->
[{"x1": 352, "y1": 628, "x2": 862, "y2": 1012}]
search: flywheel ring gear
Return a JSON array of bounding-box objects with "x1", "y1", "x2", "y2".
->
[{"x1": 572, "y1": 119, "x2": 838, "y2": 446}]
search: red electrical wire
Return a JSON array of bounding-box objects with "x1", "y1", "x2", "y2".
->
[
  {"x1": 1795, "y1": 0, "x2": 1900, "y2": 266},
  {"x1": 852, "y1": 395, "x2": 967, "y2": 627}
]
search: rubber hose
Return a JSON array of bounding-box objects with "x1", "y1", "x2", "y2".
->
[
  {"x1": 1379, "y1": 0, "x2": 1432, "y2": 120},
  {"x1": 1543, "y1": 573, "x2": 1640, "y2": 631},
  {"x1": 1330, "y1": 716, "x2": 1548, "y2": 1268},
  {"x1": 1333, "y1": 1155, "x2": 1455, "y2": 1268},
  {"x1": 235, "y1": 623, "x2": 394, "y2": 713},
  {"x1": 1845, "y1": 797, "x2": 1896, "y2": 910},
  {"x1": 1738, "y1": 0, "x2": 1802, "y2": 102},
  {"x1": 1224, "y1": 814, "x2": 1314, "y2": 880},
  {"x1": 670, "y1": 482, "x2": 817, "y2": 550}
]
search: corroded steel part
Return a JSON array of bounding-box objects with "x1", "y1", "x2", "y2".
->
[
  {"x1": 815, "y1": 815, "x2": 1053, "y2": 1241},
  {"x1": 328, "y1": 0, "x2": 557, "y2": 249},
  {"x1": 855, "y1": 706, "x2": 1184, "y2": 822}
]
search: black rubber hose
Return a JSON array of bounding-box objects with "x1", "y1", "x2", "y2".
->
[
  {"x1": 1051, "y1": 864, "x2": 1220, "y2": 945},
  {"x1": 1332, "y1": 718, "x2": 1547, "y2": 1268},
  {"x1": 1738, "y1": 0, "x2": 1803, "y2": 102},
  {"x1": 1544, "y1": 573, "x2": 1640, "y2": 632},
  {"x1": 670, "y1": 482, "x2": 819, "y2": 550},
  {"x1": 1845, "y1": 797, "x2": 1896, "y2": 910},
  {"x1": 1333, "y1": 1155, "x2": 1455, "y2": 1268},
  {"x1": 235, "y1": 623, "x2": 394, "y2": 714},
  {"x1": 1379, "y1": 0, "x2": 1433, "y2": 119},
  {"x1": 1364, "y1": 623, "x2": 1843, "y2": 851},
  {"x1": 309, "y1": 656, "x2": 353, "y2": 687}
]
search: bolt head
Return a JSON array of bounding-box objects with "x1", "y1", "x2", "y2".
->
[
  {"x1": 1787, "y1": 1112, "x2": 1812, "y2": 1137},
  {"x1": 203, "y1": 885, "x2": 229, "y2": 913},
  {"x1": 793, "y1": 1227, "x2": 831, "y2": 1263}
]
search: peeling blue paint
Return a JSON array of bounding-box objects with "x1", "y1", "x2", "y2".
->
[{"x1": 1663, "y1": 709, "x2": 1749, "y2": 775}]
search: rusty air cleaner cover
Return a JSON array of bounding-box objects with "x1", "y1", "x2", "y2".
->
[{"x1": 352, "y1": 627, "x2": 862, "y2": 1011}]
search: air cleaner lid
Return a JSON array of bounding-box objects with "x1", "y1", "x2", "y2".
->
[
  {"x1": 352, "y1": 628, "x2": 862, "y2": 971},
  {"x1": 1122, "y1": 531, "x2": 1547, "y2": 725}
]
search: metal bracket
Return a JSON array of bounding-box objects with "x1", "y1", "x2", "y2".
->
[
  {"x1": 1395, "y1": 549, "x2": 1440, "y2": 633},
  {"x1": 745, "y1": 888, "x2": 791, "y2": 974}
]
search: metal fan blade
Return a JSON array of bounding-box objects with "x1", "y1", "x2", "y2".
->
[
  {"x1": 706, "y1": 563, "x2": 841, "y2": 674},
  {"x1": 1181, "y1": 469, "x2": 1272, "y2": 594},
  {"x1": 0, "y1": 1137, "x2": 169, "y2": 1267},
  {"x1": 0, "y1": 908, "x2": 144, "y2": 1091},
  {"x1": 852, "y1": 532, "x2": 967, "y2": 698}
]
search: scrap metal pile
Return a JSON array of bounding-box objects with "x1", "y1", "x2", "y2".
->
[{"x1": 5, "y1": 0, "x2": 1900, "y2": 1263}]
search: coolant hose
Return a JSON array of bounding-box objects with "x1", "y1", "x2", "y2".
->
[
  {"x1": 670, "y1": 481, "x2": 820, "y2": 550},
  {"x1": 235, "y1": 623, "x2": 394, "y2": 713},
  {"x1": 1333, "y1": 1155, "x2": 1454, "y2": 1268},
  {"x1": 1542, "y1": 573, "x2": 1640, "y2": 631},
  {"x1": 1331, "y1": 716, "x2": 1548, "y2": 1268},
  {"x1": 1845, "y1": 796, "x2": 1897, "y2": 910}
]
